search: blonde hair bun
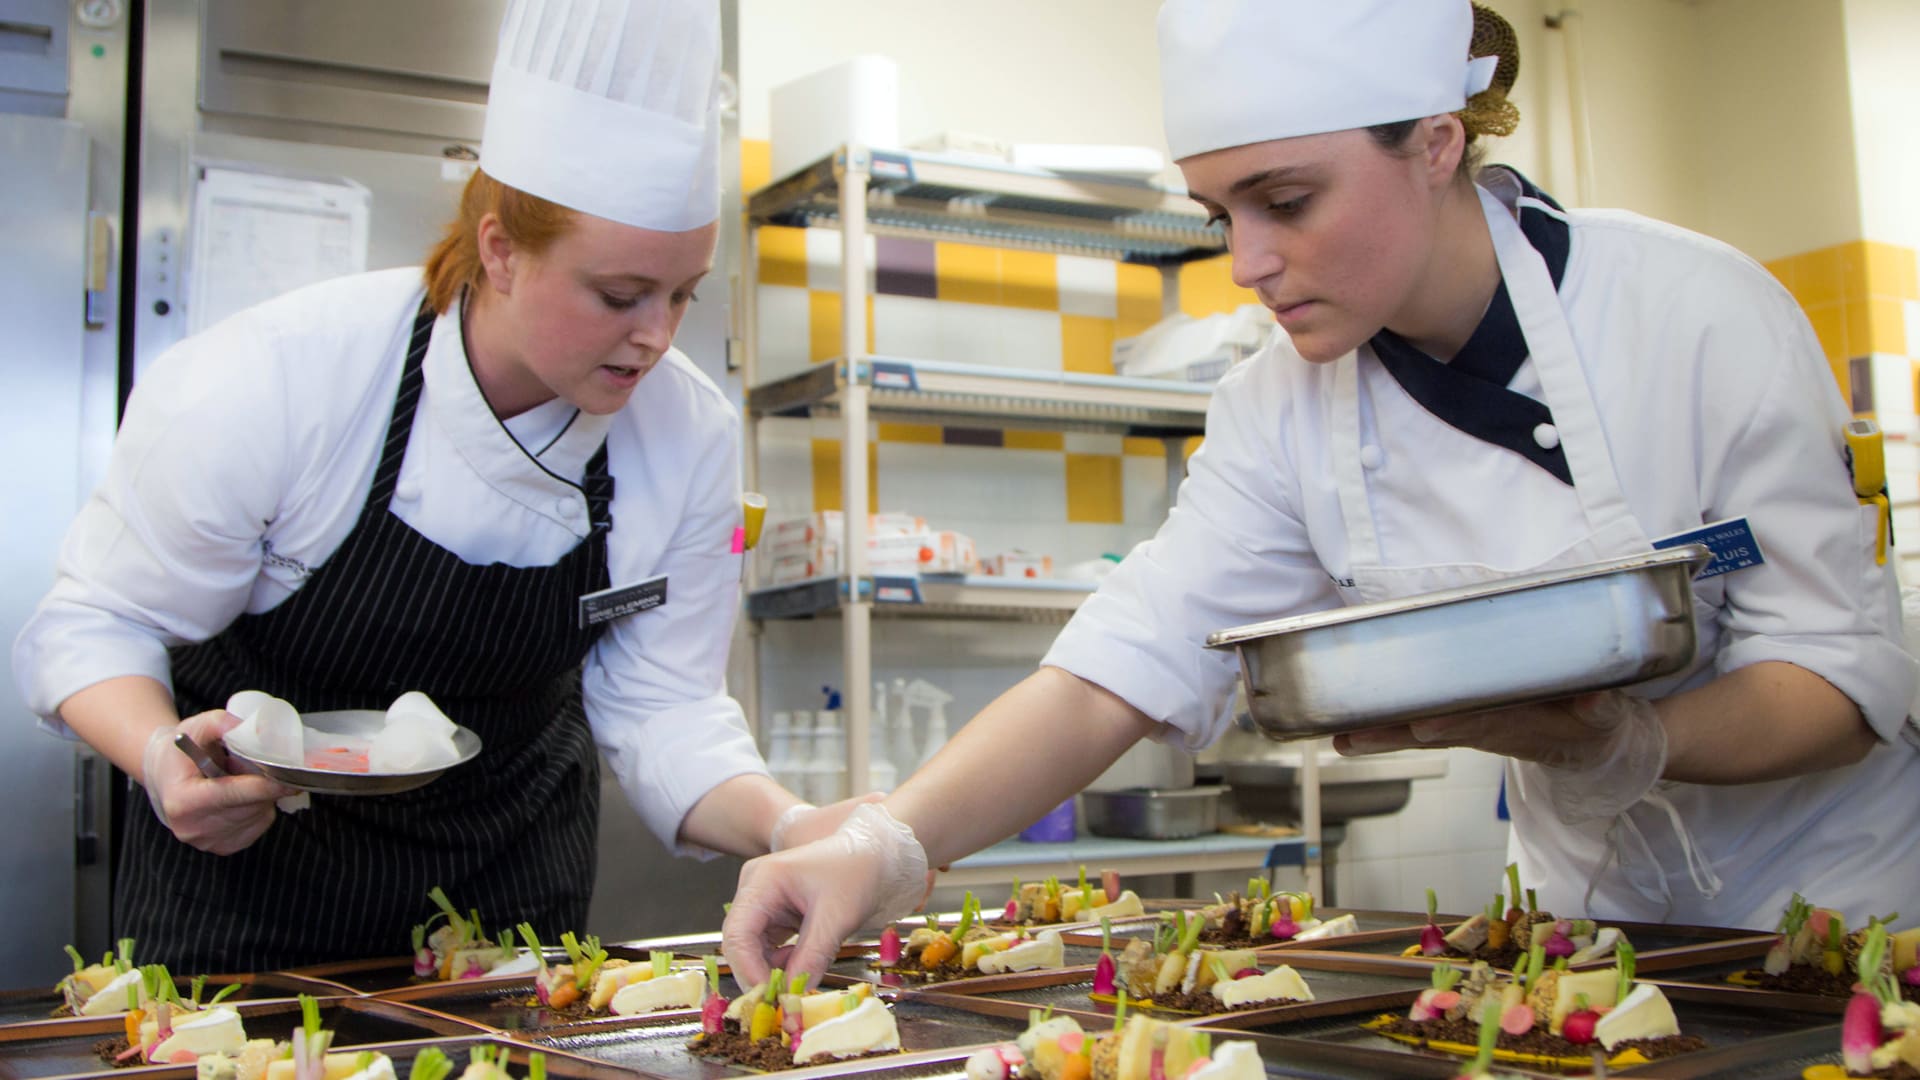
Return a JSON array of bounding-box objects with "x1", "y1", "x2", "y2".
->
[{"x1": 1459, "y1": 3, "x2": 1521, "y2": 140}]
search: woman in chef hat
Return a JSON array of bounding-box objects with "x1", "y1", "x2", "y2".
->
[
  {"x1": 14, "y1": 0, "x2": 848, "y2": 971},
  {"x1": 722, "y1": 0, "x2": 1920, "y2": 983}
]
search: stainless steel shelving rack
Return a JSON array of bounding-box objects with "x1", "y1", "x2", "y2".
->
[{"x1": 737, "y1": 147, "x2": 1326, "y2": 876}]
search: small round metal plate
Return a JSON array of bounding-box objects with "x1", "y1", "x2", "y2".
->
[{"x1": 224, "y1": 709, "x2": 482, "y2": 796}]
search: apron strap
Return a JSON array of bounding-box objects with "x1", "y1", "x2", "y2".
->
[{"x1": 368, "y1": 298, "x2": 437, "y2": 511}]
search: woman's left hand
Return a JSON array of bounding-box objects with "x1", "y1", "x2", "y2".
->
[
  {"x1": 770, "y1": 792, "x2": 886, "y2": 852},
  {"x1": 1335, "y1": 691, "x2": 1667, "y2": 823}
]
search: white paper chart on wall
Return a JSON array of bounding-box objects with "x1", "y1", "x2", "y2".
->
[{"x1": 186, "y1": 164, "x2": 372, "y2": 334}]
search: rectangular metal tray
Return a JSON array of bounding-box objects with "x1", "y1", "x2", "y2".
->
[
  {"x1": 1261, "y1": 917, "x2": 1773, "y2": 975},
  {"x1": 0, "y1": 997, "x2": 482, "y2": 1080},
  {"x1": 30, "y1": 1036, "x2": 634, "y2": 1080},
  {"x1": 1195, "y1": 979, "x2": 1837, "y2": 1073},
  {"x1": 831, "y1": 944, "x2": 1109, "y2": 995},
  {"x1": 907, "y1": 951, "x2": 1426, "y2": 1028},
  {"x1": 1595, "y1": 1021, "x2": 1846, "y2": 1077},
  {"x1": 1080, "y1": 787, "x2": 1224, "y2": 840},
  {"x1": 370, "y1": 969, "x2": 874, "y2": 1033},
  {"x1": 0, "y1": 973, "x2": 357, "y2": 1029},
  {"x1": 1206, "y1": 546, "x2": 1711, "y2": 740},
  {"x1": 1057, "y1": 909, "x2": 1434, "y2": 952},
  {"x1": 525, "y1": 995, "x2": 1034, "y2": 1080}
]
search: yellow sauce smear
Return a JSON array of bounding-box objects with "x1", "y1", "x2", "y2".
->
[{"x1": 1360, "y1": 1014, "x2": 1654, "y2": 1070}]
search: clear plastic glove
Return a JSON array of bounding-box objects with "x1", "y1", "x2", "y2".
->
[
  {"x1": 770, "y1": 792, "x2": 887, "y2": 852},
  {"x1": 142, "y1": 710, "x2": 301, "y2": 855},
  {"x1": 723, "y1": 802, "x2": 930, "y2": 988},
  {"x1": 1335, "y1": 690, "x2": 1667, "y2": 824}
]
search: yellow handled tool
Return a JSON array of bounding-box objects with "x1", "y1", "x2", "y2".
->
[
  {"x1": 1846, "y1": 418, "x2": 1891, "y2": 565},
  {"x1": 741, "y1": 492, "x2": 767, "y2": 552}
]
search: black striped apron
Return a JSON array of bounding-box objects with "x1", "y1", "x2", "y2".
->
[{"x1": 116, "y1": 299, "x2": 611, "y2": 973}]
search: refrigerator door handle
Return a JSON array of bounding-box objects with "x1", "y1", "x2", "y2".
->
[{"x1": 74, "y1": 750, "x2": 99, "y2": 866}]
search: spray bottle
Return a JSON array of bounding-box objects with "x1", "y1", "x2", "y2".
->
[
  {"x1": 866, "y1": 682, "x2": 898, "y2": 792},
  {"x1": 908, "y1": 679, "x2": 956, "y2": 771},
  {"x1": 887, "y1": 676, "x2": 916, "y2": 779}
]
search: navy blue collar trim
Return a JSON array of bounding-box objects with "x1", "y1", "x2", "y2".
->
[{"x1": 1366, "y1": 168, "x2": 1573, "y2": 486}]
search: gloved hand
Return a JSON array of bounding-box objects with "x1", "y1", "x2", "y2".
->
[
  {"x1": 1335, "y1": 690, "x2": 1667, "y2": 824},
  {"x1": 723, "y1": 802, "x2": 930, "y2": 988},
  {"x1": 769, "y1": 792, "x2": 887, "y2": 852},
  {"x1": 142, "y1": 710, "x2": 301, "y2": 855}
]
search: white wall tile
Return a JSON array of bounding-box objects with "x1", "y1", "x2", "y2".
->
[
  {"x1": 1064, "y1": 433, "x2": 1123, "y2": 455},
  {"x1": 932, "y1": 301, "x2": 1007, "y2": 366},
  {"x1": 1338, "y1": 814, "x2": 1398, "y2": 862},
  {"x1": 1397, "y1": 853, "x2": 1460, "y2": 915},
  {"x1": 872, "y1": 294, "x2": 943, "y2": 359},
  {"x1": 993, "y1": 308, "x2": 1065, "y2": 373},
  {"x1": 1446, "y1": 749, "x2": 1507, "y2": 790},
  {"x1": 1395, "y1": 785, "x2": 1452, "y2": 858},
  {"x1": 1056, "y1": 254, "x2": 1118, "y2": 319},
  {"x1": 753, "y1": 284, "x2": 815, "y2": 384},
  {"x1": 1342, "y1": 857, "x2": 1402, "y2": 912}
]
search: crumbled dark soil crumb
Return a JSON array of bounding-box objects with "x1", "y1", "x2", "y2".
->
[
  {"x1": 687, "y1": 1022, "x2": 895, "y2": 1072},
  {"x1": 1134, "y1": 989, "x2": 1288, "y2": 1015},
  {"x1": 1442, "y1": 943, "x2": 1525, "y2": 969},
  {"x1": 1196, "y1": 929, "x2": 1269, "y2": 948},
  {"x1": 1739, "y1": 966, "x2": 1920, "y2": 1003},
  {"x1": 1374, "y1": 1015, "x2": 1706, "y2": 1062},
  {"x1": 1867, "y1": 1065, "x2": 1920, "y2": 1079},
  {"x1": 93, "y1": 1036, "x2": 142, "y2": 1068},
  {"x1": 870, "y1": 956, "x2": 972, "y2": 983},
  {"x1": 506, "y1": 993, "x2": 598, "y2": 1021}
]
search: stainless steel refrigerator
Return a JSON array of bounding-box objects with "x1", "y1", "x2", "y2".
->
[{"x1": 0, "y1": 0, "x2": 747, "y2": 988}]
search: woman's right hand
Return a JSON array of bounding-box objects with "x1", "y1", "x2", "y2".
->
[
  {"x1": 142, "y1": 710, "x2": 299, "y2": 855},
  {"x1": 722, "y1": 803, "x2": 931, "y2": 987}
]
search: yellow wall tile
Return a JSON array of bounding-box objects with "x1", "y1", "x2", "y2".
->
[
  {"x1": 1763, "y1": 256, "x2": 1799, "y2": 296},
  {"x1": 1116, "y1": 263, "x2": 1165, "y2": 338},
  {"x1": 878, "y1": 423, "x2": 942, "y2": 444},
  {"x1": 809, "y1": 438, "x2": 879, "y2": 513},
  {"x1": 1124, "y1": 437, "x2": 1166, "y2": 457},
  {"x1": 1180, "y1": 255, "x2": 1255, "y2": 318},
  {"x1": 1844, "y1": 298, "x2": 1872, "y2": 360},
  {"x1": 1805, "y1": 302, "x2": 1845, "y2": 362},
  {"x1": 1065, "y1": 453, "x2": 1124, "y2": 524},
  {"x1": 1004, "y1": 431, "x2": 1065, "y2": 452},
  {"x1": 806, "y1": 291, "x2": 874, "y2": 363},
  {"x1": 741, "y1": 138, "x2": 772, "y2": 194},
  {"x1": 1840, "y1": 241, "x2": 1873, "y2": 304},
  {"x1": 759, "y1": 225, "x2": 809, "y2": 288},
  {"x1": 1060, "y1": 314, "x2": 1117, "y2": 375},
  {"x1": 1183, "y1": 435, "x2": 1204, "y2": 460},
  {"x1": 1000, "y1": 249, "x2": 1059, "y2": 311},
  {"x1": 1867, "y1": 297, "x2": 1907, "y2": 355},
  {"x1": 1797, "y1": 245, "x2": 1846, "y2": 308},
  {"x1": 936, "y1": 242, "x2": 1001, "y2": 307},
  {"x1": 1865, "y1": 240, "x2": 1919, "y2": 301}
]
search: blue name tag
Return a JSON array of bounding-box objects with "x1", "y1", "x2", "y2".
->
[{"x1": 1652, "y1": 517, "x2": 1764, "y2": 579}]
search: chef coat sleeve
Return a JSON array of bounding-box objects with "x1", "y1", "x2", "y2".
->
[
  {"x1": 582, "y1": 401, "x2": 767, "y2": 858},
  {"x1": 1699, "y1": 276, "x2": 1918, "y2": 742},
  {"x1": 1042, "y1": 356, "x2": 1340, "y2": 749},
  {"x1": 11, "y1": 317, "x2": 297, "y2": 735}
]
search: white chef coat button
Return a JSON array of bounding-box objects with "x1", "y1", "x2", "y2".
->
[
  {"x1": 558, "y1": 498, "x2": 582, "y2": 520},
  {"x1": 1533, "y1": 423, "x2": 1561, "y2": 450},
  {"x1": 1358, "y1": 444, "x2": 1385, "y2": 470},
  {"x1": 394, "y1": 478, "x2": 422, "y2": 504}
]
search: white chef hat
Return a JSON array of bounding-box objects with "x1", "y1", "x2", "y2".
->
[
  {"x1": 1157, "y1": 0, "x2": 1500, "y2": 161},
  {"x1": 481, "y1": 0, "x2": 721, "y2": 232}
]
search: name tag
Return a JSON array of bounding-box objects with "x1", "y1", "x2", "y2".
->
[
  {"x1": 578, "y1": 575, "x2": 667, "y2": 628},
  {"x1": 1652, "y1": 517, "x2": 1764, "y2": 579}
]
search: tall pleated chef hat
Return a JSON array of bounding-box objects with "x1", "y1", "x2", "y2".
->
[
  {"x1": 1157, "y1": 0, "x2": 1500, "y2": 161},
  {"x1": 481, "y1": 0, "x2": 721, "y2": 231}
]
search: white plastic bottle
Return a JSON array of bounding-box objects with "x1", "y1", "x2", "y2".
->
[
  {"x1": 809, "y1": 708, "x2": 849, "y2": 804},
  {"x1": 788, "y1": 709, "x2": 816, "y2": 797},
  {"x1": 888, "y1": 677, "x2": 917, "y2": 779},
  {"x1": 764, "y1": 710, "x2": 794, "y2": 788}
]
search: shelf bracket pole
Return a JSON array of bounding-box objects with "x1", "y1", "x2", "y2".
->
[{"x1": 840, "y1": 145, "x2": 874, "y2": 798}]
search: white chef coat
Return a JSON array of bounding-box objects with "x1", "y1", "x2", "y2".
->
[
  {"x1": 1045, "y1": 169, "x2": 1920, "y2": 929},
  {"x1": 12, "y1": 267, "x2": 767, "y2": 855}
]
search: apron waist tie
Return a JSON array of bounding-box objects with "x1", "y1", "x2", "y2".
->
[{"x1": 1584, "y1": 792, "x2": 1724, "y2": 918}]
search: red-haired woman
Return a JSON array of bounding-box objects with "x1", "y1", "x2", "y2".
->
[{"x1": 15, "y1": 0, "x2": 829, "y2": 971}]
